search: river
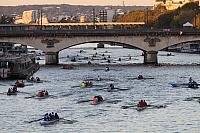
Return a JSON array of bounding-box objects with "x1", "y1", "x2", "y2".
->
[{"x1": 1, "y1": 45, "x2": 200, "y2": 133}]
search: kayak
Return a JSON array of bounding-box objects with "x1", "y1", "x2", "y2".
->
[{"x1": 40, "y1": 119, "x2": 59, "y2": 125}]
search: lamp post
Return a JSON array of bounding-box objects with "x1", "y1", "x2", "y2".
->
[
  {"x1": 40, "y1": 10, "x2": 43, "y2": 30},
  {"x1": 146, "y1": 8, "x2": 149, "y2": 26},
  {"x1": 194, "y1": 9, "x2": 197, "y2": 28},
  {"x1": 93, "y1": 8, "x2": 95, "y2": 26}
]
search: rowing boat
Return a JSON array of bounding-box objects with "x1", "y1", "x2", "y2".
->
[
  {"x1": 128, "y1": 77, "x2": 154, "y2": 80},
  {"x1": 40, "y1": 119, "x2": 59, "y2": 125},
  {"x1": 170, "y1": 83, "x2": 199, "y2": 88},
  {"x1": 7, "y1": 91, "x2": 17, "y2": 95}
]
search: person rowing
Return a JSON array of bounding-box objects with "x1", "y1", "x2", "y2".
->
[
  {"x1": 105, "y1": 67, "x2": 110, "y2": 71},
  {"x1": 97, "y1": 75, "x2": 101, "y2": 81},
  {"x1": 138, "y1": 75, "x2": 144, "y2": 80},
  {"x1": 37, "y1": 90, "x2": 44, "y2": 97},
  {"x1": 137, "y1": 100, "x2": 147, "y2": 107},
  {"x1": 44, "y1": 90, "x2": 49, "y2": 96},
  {"x1": 109, "y1": 84, "x2": 115, "y2": 90},
  {"x1": 188, "y1": 77, "x2": 198, "y2": 88},
  {"x1": 92, "y1": 95, "x2": 103, "y2": 104},
  {"x1": 43, "y1": 112, "x2": 59, "y2": 121},
  {"x1": 13, "y1": 85, "x2": 17, "y2": 93},
  {"x1": 36, "y1": 77, "x2": 40, "y2": 82},
  {"x1": 189, "y1": 77, "x2": 193, "y2": 83}
]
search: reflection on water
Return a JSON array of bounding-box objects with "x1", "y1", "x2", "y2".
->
[{"x1": 1, "y1": 47, "x2": 200, "y2": 132}]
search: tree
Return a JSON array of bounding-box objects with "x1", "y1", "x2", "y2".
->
[{"x1": 0, "y1": 15, "x2": 14, "y2": 24}]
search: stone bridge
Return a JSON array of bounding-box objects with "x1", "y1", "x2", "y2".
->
[{"x1": 0, "y1": 24, "x2": 200, "y2": 64}]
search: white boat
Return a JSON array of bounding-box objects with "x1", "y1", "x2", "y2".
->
[{"x1": 40, "y1": 119, "x2": 59, "y2": 125}]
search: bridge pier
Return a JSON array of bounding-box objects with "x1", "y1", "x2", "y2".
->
[
  {"x1": 97, "y1": 43, "x2": 105, "y2": 48},
  {"x1": 144, "y1": 51, "x2": 158, "y2": 64},
  {"x1": 45, "y1": 52, "x2": 59, "y2": 65}
]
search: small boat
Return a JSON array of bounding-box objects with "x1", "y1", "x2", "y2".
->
[
  {"x1": 128, "y1": 77, "x2": 154, "y2": 80},
  {"x1": 15, "y1": 82, "x2": 25, "y2": 87},
  {"x1": 40, "y1": 119, "x2": 59, "y2": 125},
  {"x1": 170, "y1": 83, "x2": 199, "y2": 88},
  {"x1": 62, "y1": 64, "x2": 75, "y2": 70},
  {"x1": 136, "y1": 106, "x2": 147, "y2": 111},
  {"x1": 35, "y1": 95, "x2": 49, "y2": 99},
  {"x1": 7, "y1": 91, "x2": 17, "y2": 95},
  {"x1": 91, "y1": 100, "x2": 103, "y2": 105},
  {"x1": 27, "y1": 80, "x2": 44, "y2": 83}
]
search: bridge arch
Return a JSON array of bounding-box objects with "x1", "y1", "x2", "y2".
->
[
  {"x1": 58, "y1": 41, "x2": 146, "y2": 52},
  {"x1": 156, "y1": 36, "x2": 200, "y2": 51}
]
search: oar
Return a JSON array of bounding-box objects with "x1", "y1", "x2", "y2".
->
[
  {"x1": 24, "y1": 95, "x2": 36, "y2": 99},
  {"x1": 77, "y1": 99, "x2": 92, "y2": 103},
  {"x1": 121, "y1": 105, "x2": 136, "y2": 109},
  {"x1": 27, "y1": 118, "x2": 43, "y2": 123}
]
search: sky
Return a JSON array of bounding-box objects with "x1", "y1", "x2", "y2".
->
[{"x1": 0, "y1": 0, "x2": 154, "y2": 6}]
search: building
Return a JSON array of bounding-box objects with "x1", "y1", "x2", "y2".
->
[
  {"x1": 22, "y1": 10, "x2": 38, "y2": 24},
  {"x1": 80, "y1": 15, "x2": 86, "y2": 23},
  {"x1": 15, "y1": 10, "x2": 49, "y2": 24},
  {"x1": 99, "y1": 8, "x2": 116, "y2": 22},
  {"x1": 154, "y1": 0, "x2": 200, "y2": 10}
]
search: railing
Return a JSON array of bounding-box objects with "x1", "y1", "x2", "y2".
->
[{"x1": 0, "y1": 24, "x2": 200, "y2": 37}]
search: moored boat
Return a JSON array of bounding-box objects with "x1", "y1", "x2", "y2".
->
[{"x1": 0, "y1": 43, "x2": 39, "y2": 79}]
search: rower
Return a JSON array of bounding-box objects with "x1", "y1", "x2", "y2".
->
[
  {"x1": 109, "y1": 84, "x2": 115, "y2": 90},
  {"x1": 8, "y1": 88, "x2": 11, "y2": 93},
  {"x1": 13, "y1": 85, "x2": 17, "y2": 92},
  {"x1": 81, "y1": 82, "x2": 86, "y2": 88},
  {"x1": 97, "y1": 76, "x2": 101, "y2": 81},
  {"x1": 36, "y1": 77, "x2": 40, "y2": 82},
  {"x1": 31, "y1": 77, "x2": 34, "y2": 81},
  {"x1": 37, "y1": 91, "x2": 44, "y2": 97},
  {"x1": 93, "y1": 95, "x2": 103, "y2": 104},
  {"x1": 138, "y1": 75, "x2": 144, "y2": 79},
  {"x1": 189, "y1": 77, "x2": 193, "y2": 83},
  {"x1": 105, "y1": 67, "x2": 110, "y2": 71},
  {"x1": 45, "y1": 90, "x2": 48, "y2": 96},
  {"x1": 44, "y1": 113, "x2": 49, "y2": 121},
  {"x1": 15, "y1": 80, "x2": 19, "y2": 84},
  {"x1": 137, "y1": 100, "x2": 147, "y2": 107},
  {"x1": 55, "y1": 113, "x2": 59, "y2": 119}
]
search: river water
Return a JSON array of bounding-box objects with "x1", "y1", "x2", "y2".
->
[{"x1": 1, "y1": 45, "x2": 200, "y2": 133}]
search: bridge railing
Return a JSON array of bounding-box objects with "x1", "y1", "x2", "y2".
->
[{"x1": 0, "y1": 24, "x2": 200, "y2": 37}]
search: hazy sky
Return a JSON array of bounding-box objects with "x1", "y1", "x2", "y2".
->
[{"x1": 0, "y1": 0, "x2": 154, "y2": 6}]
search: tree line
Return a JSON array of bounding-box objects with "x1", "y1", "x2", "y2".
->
[{"x1": 116, "y1": 2, "x2": 200, "y2": 28}]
